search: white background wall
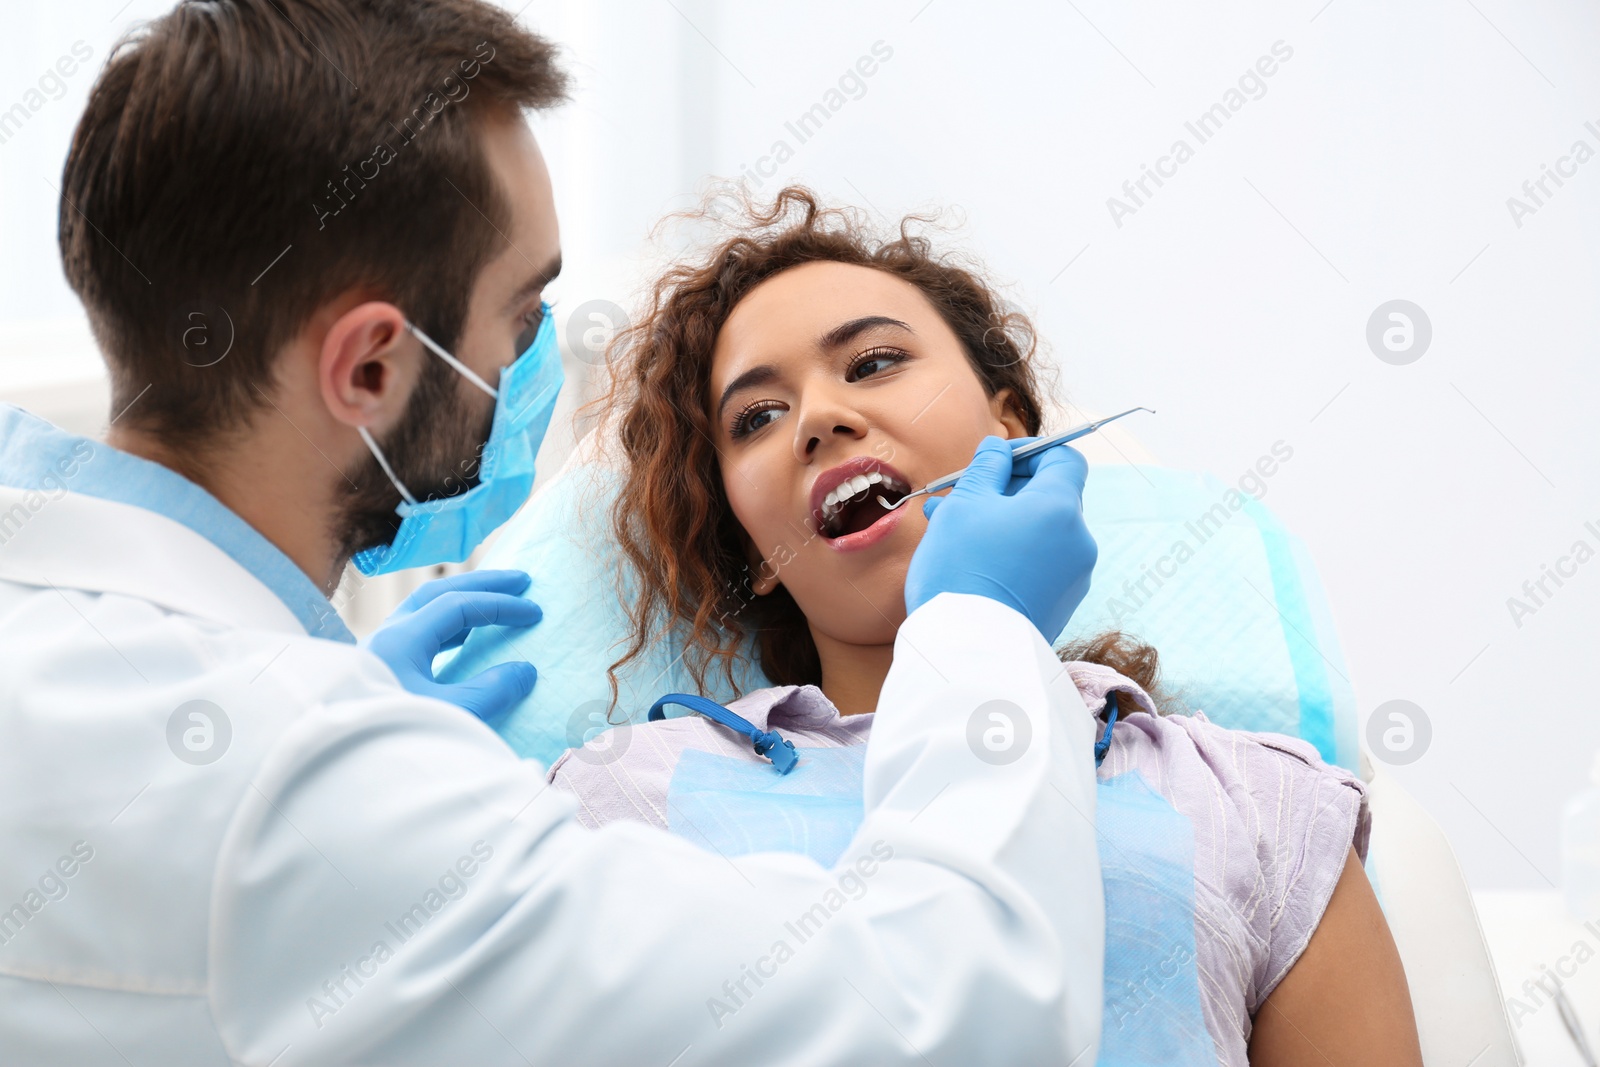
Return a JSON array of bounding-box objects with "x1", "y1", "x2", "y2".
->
[{"x1": 3, "y1": 0, "x2": 1597, "y2": 891}]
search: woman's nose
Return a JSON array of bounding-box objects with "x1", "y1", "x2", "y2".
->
[{"x1": 792, "y1": 392, "x2": 868, "y2": 462}]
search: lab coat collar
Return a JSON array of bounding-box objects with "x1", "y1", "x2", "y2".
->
[{"x1": 0, "y1": 404, "x2": 353, "y2": 642}]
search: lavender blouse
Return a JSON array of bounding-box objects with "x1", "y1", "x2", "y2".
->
[{"x1": 549, "y1": 662, "x2": 1368, "y2": 1065}]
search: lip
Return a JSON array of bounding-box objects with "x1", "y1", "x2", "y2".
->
[
  {"x1": 807, "y1": 454, "x2": 915, "y2": 542},
  {"x1": 826, "y1": 502, "x2": 906, "y2": 552}
]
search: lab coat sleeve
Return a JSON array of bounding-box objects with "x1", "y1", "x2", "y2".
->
[{"x1": 209, "y1": 592, "x2": 1103, "y2": 1066}]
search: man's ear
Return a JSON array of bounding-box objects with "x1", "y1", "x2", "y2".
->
[
  {"x1": 318, "y1": 301, "x2": 418, "y2": 431},
  {"x1": 990, "y1": 387, "x2": 1030, "y2": 439}
]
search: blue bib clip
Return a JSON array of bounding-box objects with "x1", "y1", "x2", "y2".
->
[{"x1": 648, "y1": 693, "x2": 799, "y2": 775}]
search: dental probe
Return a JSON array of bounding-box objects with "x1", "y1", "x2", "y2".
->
[{"x1": 876, "y1": 406, "x2": 1155, "y2": 512}]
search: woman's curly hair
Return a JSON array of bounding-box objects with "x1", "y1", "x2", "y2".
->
[{"x1": 599, "y1": 185, "x2": 1167, "y2": 708}]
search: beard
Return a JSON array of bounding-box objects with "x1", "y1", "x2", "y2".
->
[{"x1": 336, "y1": 354, "x2": 497, "y2": 565}]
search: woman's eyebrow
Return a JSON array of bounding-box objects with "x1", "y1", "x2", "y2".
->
[
  {"x1": 716, "y1": 364, "x2": 780, "y2": 420},
  {"x1": 818, "y1": 315, "x2": 912, "y2": 350},
  {"x1": 715, "y1": 317, "x2": 912, "y2": 420}
]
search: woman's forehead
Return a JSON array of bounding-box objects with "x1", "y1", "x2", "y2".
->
[{"x1": 710, "y1": 262, "x2": 943, "y2": 381}]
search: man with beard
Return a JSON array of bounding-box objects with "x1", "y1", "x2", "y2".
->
[{"x1": 0, "y1": 1, "x2": 1109, "y2": 1063}]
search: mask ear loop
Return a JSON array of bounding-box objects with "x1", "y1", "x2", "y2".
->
[
  {"x1": 405, "y1": 321, "x2": 500, "y2": 399},
  {"x1": 358, "y1": 321, "x2": 503, "y2": 507},
  {"x1": 357, "y1": 426, "x2": 418, "y2": 506}
]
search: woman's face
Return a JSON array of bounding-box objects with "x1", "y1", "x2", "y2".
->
[{"x1": 708, "y1": 261, "x2": 1026, "y2": 647}]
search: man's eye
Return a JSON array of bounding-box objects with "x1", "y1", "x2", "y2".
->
[{"x1": 513, "y1": 302, "x2": 549, "y2": 354}]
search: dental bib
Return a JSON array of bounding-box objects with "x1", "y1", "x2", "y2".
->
[{"x1": 560, "y1": 684, "x2": 1248, "y2": 1067}]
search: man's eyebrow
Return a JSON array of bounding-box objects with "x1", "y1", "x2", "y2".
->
[
  {"x1": 504, "y1": 252, "x2": 562, "y2": 313},
  {"x1": 818, "y1": 315, "x2": 912, "y2": 350},
  {"x1": 716, "y1": 364, "x2": 780, "y2": 420}
]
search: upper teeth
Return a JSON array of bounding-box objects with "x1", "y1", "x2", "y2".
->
[{"x1": 819, "y1": 471, "x2": 906, "y2": 528}]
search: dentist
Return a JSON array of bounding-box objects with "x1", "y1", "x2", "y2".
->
[{"x1": 0, "y1": 1, "x2": 1105, "y2": 1064}]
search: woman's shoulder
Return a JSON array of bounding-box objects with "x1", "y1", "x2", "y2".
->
[
  {"x1": 1108, "y1": 708, "x2": 1369, "y2": 856},
  {"x1": 1065, "y1": 658, "x2": 1366, "y2": 839},
  {"x1": 1092, "y1": 690, "x2": 1370, "y2": 1008},
  {"x1": 1100, "y1": 703, "x2": 1376, "y2": 863}
]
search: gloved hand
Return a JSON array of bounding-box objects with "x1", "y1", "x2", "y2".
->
[
  {"x1": 905, "y1": 436, "x2": 1096, "y2": 642},
  {"x1": 362, "y1": 569, "x2": 541, "y2": 723}
]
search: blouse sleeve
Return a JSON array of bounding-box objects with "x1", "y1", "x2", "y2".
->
[{"x1": 1229, "y1": 728, "x2": 1370, "y2": 1005}]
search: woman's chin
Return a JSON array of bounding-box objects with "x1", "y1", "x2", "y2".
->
[{"x1": 793, "y1": 547, "x2": 914, "y2": 640}]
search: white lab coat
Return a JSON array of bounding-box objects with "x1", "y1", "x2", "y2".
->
[{"x1": 0, "y1": 484, "x2": 1103, "y2": 1066}]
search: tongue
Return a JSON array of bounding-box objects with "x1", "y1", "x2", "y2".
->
[{"x1": 832, "y1": 493, "x2": 885, "y2": 538}]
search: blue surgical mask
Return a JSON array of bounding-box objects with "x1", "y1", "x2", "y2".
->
[{"x1": 351, "y1": 303, "x2": 562, "y2": 576}]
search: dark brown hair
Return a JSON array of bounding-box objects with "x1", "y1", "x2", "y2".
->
[
  {"x1": 603, "y1": 185, "x2": 1164, "y2": 705},
  {"x1": 60, "y1": 0, "x2": 567, "y2": 446}
]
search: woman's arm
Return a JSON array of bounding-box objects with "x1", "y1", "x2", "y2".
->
[{"x1": 1249, "y1": 847, "x2": 1423, "y2": 1066}]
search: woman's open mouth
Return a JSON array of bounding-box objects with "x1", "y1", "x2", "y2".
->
[
  {"x1": 819, "y1": 470, "x2": 910, "y2": 537},
  {"x1": 809, "y1": 458, "x2": 912, "y2": 550}
]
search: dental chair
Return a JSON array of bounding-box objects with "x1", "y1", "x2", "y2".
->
[
  {"x1": 1363, "y1": 751, "x2": 1519, "y2": 1064},
  {"x1": 440, "y1": 417, "x2": 1520, "y2": 1066}
]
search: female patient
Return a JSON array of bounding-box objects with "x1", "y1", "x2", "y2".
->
[{"x1": 553, "y1": 187, "x2": 1422, "y2": 1066}]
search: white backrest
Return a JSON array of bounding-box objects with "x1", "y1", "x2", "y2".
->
[{"x1": 1364, "y1": 757, "x2": 1521, "y2": 1065}]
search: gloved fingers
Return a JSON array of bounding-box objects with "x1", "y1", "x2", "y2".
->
[
  {"x1": 434, "y1": 660, "x2": 538, "y2": 724},
  {"x1": 437, "y1": 628, "x2": 473, "y2": 654},
  {"x1": 408, "y1": 590, "x2": 543, "y2": 654},
  {"x1": 999, "y1": 437, "x2": 1039, "y2": 492},
  {"x1": 1012, "y1": 442, "x2": 1089, "y2": 497},
  {"x1": 948, "y1": 436, "x2": 1014, "y2": 498},
  {"x1": 391, "y1": 569, "x2": 533, "y2": 618},
  {"x1": 432, "y1": 592, "x2": 535, "y2": 652}
]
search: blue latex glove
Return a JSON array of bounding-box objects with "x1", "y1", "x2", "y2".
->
[
  {"x1": 362, "y1": 569, "x2": 541, "y2": 723},
  {"x1": 905, "y1": 436, "x2": 1097, "y2": 641}
]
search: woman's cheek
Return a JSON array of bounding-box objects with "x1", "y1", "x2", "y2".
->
[{"x1": 728, "y1": 492, "x2": 791, "y2": 576}]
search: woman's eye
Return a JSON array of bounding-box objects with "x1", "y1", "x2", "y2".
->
[
  {"x1": 848, "y1": 347, "x2": 906, "y2": 382},
  {"x1": 731, "y1": 403, "x2": 784, "y2": 438}
]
